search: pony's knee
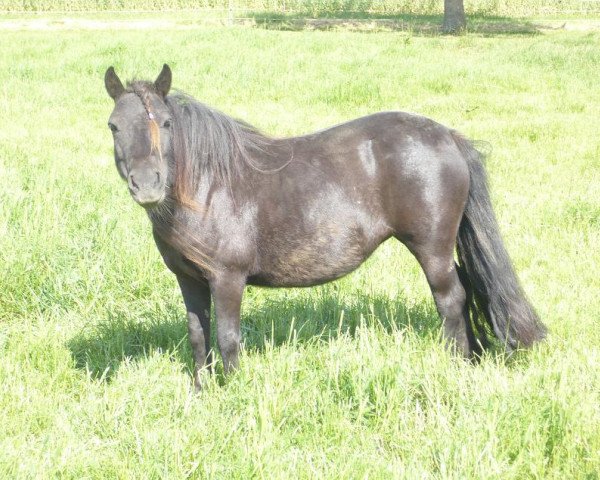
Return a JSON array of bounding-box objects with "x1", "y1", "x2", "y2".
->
[
  {"x1": 187, "y1": 312, "x2": 206, "y2": 348},
  {"x1": 435, "y1": 280, "x2": 466, "y2": 317},
  {"x1": 426, "y1": 262, "x2": 465, "y2": 302},
  {"x1": 217, "y1": 329, "x2": 240, "y2": 360}
]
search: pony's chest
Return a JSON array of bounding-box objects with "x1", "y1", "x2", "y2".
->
[{"x1": 153, "y1": 231, "x2": 208, "y2": 280}]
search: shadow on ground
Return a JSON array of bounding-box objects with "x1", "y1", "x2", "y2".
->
[
  {"x1": 243, "y1": 12, "x2": 548, "y2": 36},
  {"x1": 67, "y1": 288, "x2": 440, "y2": 381}
]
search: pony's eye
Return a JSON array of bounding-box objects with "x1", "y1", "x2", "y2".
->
[
  {"x1": 108, "y1": 122, "x2": 118, "y2": 133},
  {"x1": 163, "y1": 119, "x2": 172, "y2": 128}
]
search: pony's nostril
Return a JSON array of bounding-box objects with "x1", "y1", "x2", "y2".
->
[
  {"x1": 129, "y1": 175, "x2": 139, "y2": 192},
  {"x1": 154, "y1": 171, "x2": 161, "y2": 187}
]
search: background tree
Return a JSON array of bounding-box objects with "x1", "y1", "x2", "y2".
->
[{"x1": 443, "y1": 0, "x2": 466, "y2": 33}]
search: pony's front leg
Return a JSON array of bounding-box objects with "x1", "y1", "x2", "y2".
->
[
  {"x1": 210, "y1": 272, "x2": 246, "y2": 374},
  {"x1": 176, "y1": 274, "x2": 212, "y2": 391}
]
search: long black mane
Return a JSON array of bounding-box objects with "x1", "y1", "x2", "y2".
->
[{"x1": 165, "y1": 91, "x2": 270, "y2": 205}]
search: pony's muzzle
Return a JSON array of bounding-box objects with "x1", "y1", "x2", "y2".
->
[{"x1": 127, "y1": 169, "x2": 164, "y2": 207}]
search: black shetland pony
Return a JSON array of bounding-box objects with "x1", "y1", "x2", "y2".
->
[{"x1": 104, "y1": 65, "x2": 546, "y2": 389}]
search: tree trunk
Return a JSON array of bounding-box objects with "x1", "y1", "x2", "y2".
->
[{"x1": 443, "y1": 0, "x2": 466, "y2": 34}]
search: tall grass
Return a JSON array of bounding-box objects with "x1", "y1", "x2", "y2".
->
[
  {"x1": 1, "y1": 0, "x2": 598, "y2": 16},
  {"x1": 0, "y1": 18, "x2": 599, "y2": 479}
]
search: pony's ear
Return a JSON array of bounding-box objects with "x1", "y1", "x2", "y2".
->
[
  {"x1": 105, "y1": 66, "x2": 125, "y2": 101},
  {"x1": 154, "y1": 64, "x2": 172, "y2": 98}
]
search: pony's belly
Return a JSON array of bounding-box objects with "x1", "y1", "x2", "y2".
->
[
  {"x1": 249, "y1": 226, "x2": 389, "y2": 288},
  {"x1": 249, "y1": 256, "x2": 365, "y2": 287}
]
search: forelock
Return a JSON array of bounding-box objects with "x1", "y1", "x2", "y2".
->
[
  {"x1": 127, "y1": 81, "x2": 159, "y2": 116},
  {"x1": 125, "y1": 81, "x2": 163, "y2": 154}
]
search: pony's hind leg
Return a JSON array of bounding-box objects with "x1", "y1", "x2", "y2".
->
[{"x1": 405, "y1": 240, "x2": 475, "y2": 357}]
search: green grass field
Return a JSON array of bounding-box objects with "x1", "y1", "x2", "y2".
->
[{"x1": 1, "y1": 14, "x2": 599, "y2": 479}]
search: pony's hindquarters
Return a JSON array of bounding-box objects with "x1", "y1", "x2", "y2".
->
[
  {"x1": 387, "y1": 122, "x2": 546, "y2": 354},
  {"x1": 386, "y1": 127, "x2": 477, "y2": 355}
]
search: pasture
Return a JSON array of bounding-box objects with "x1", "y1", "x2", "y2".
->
[{"x1": 0, "y1": 14, "x2": 599, "y2": 479}]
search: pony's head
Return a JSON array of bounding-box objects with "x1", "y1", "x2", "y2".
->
[{"x1": 104, "y1": 64, "x2": 173, "y2": 208}]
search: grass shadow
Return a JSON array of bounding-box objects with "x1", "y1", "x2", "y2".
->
[
  {"x1": 241, "y1": 287, "x2": 440, "y2": 352},
  {"x1": 67, "y1": 287, "x2": 441, "y2": 382},
  {"x1": 243, "y1": 11, "x2": 547, "y2": 36},
  {"x1": 67, "y1": 308, "x2": 189, "y2": 382}
]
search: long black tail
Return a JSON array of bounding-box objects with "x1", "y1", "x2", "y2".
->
[{"x1": 452, "y1": 132, "x2": 547, "y2": 350}]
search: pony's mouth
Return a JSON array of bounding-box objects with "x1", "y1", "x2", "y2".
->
[{"x1": 130, "y1": 189, "x2": 166, "y2": 208}]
